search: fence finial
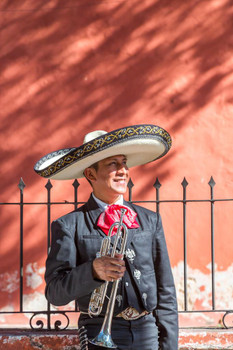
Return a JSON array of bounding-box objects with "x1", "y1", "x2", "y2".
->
[
  {"x1": 153, "y1": 177, "x2": 161, "y2": 189},
  {"x1": 208, "y1": 176, "x2": 216, "y2": 188},
  {"x1": 127, "y1": 178, "x2": 134, "y2": 190},
  {"x1": 72, "y1": 179, "x2": 80, "y2": 189},
  {"x1": 181, "y1": 177, "x2": 188, "y2": 188},
  {"x1": 18, "y1": 178, "x2": 26, "y2": 192},
  {"x1": 45, "y1": 180, "x2": 53, "y2": 191}
]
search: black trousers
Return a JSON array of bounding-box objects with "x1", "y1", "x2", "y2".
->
[{"x1": 78, "y1": 313, "x2": 158, "y2": 350}]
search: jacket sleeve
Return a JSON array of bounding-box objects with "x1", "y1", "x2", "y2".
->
[
  {"x1": 44, "y1": 218, "x2": 103, "y2": 306},
  {"x1": 152, "y1": 213, "x2": 179, "y2": 350}
]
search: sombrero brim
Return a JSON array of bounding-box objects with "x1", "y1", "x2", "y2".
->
[{"x1": 34, "y1": 124, "x2": 172, "y2": 180}]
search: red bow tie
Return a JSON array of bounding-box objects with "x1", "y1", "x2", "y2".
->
[{"x1": 97, "y1": 204, "x2": 139, "y2": 236}]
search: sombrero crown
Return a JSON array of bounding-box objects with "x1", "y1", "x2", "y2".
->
[{"x1": 34, "y1": 124, "x2": 172, "y2": 180}]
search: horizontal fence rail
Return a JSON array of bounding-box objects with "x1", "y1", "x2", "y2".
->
[{"x1": 0, "y1": 177, "x2": 233, "y2": 330}]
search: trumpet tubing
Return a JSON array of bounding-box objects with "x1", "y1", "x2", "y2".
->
[
  {"x1": 88, "y1": 235, "x2": 111, "y2": 316},
  {"x1": 88, "y1": 281, "x2": 109, "y2": 316},
  {"x1": 88, "y1": 208, "x2": 128, "y2": 348}
]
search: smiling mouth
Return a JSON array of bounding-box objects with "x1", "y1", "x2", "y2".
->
[{"x1": 114, "y1": 179, "x2": 127, "y2": 183}]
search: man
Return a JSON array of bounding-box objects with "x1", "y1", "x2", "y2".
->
[{"x1": 34, "y1": 124, "x2": 178, "y2": 350}]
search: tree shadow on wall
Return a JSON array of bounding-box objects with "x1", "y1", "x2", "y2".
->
[
  {"x1": 1, "y1": 0, "x2": 233, "y2": 192},
  {"x1": 0, "y1": 0, "x2": 233, "y2": 312}
]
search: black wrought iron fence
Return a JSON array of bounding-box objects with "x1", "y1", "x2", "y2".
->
[{"x1": 0, "y1": 177, "x2": 233, "y2": 330}]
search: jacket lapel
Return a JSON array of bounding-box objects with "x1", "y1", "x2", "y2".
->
[
  {"x1": 123, "y1": 200, "x2": 140, "y2": 249},
  {"x1": 85, "y1": 195, "x2": 107, "y2": 238}
]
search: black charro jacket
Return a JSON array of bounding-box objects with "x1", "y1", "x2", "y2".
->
[{"x1": 45, "y1": 195, "x2": 178, "y2": 350}]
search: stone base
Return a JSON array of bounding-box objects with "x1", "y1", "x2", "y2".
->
[
  {"x1": 179, "y1": 329, "x2": 233, "y2": 349},
  {"x1": 0, "y1": 329, "x2": 233, "y2": 349}
]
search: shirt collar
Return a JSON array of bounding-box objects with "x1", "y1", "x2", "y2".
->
[{"x1": 92, "y1": 193, "x2": 124, "y2": 211}]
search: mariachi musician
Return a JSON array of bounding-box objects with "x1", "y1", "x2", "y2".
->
[{"x1": 34, "y1": 124, "x2": 178, "y2": 350}]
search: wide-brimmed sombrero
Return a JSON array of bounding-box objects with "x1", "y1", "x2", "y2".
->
[{"x1": 34, "y1": 124, "x2": 172, "y2": 180}]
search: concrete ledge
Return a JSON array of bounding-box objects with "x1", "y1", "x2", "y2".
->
[
  {"x1": 0, "y1": 330, "x2": 80, "y2": 350},
  {"x1": 179, "y1": 329, "x2": 233, "y2": 349},
  {"x1": 0, "y1": 329, "x2": 233, "y2": 349}
]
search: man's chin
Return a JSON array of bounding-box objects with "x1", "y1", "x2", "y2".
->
[{"x1": 112, "y1": 187, "x2": 127, "y2": 195}]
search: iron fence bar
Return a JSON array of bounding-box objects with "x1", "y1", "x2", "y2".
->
[
  {"x1": 0, "y1": 202, "x2": 86, "y2": 205},
  {"x1": 154, "y1": 178, "x2": 161, "y2": 213},
  {"x1": 73, "y1": 179, "x2": 80, "y2": 312},
  {"x1": 72, "y1": 179, "x2": 80, "y2": 211},
  {"x1": 18, "y1": 178, "x2": 25, "y2": 313},
  {"x1": 209, "y1": 177, "x2": 216, "y2": 310},
  {"x1": 127, "y1": 178, "x2": 134, "y2": 202},
  {"x1": 0, "y1": 308, "x2": 231, "y2": 314},
  {"x1": 45, "y1": 180, "x2": 53, "y2": 253},
  {"x1": 1, "y1": 310, "x2": 78, "y2": 314},
  {"x1": 1, "y1": 198, "x2": 233, "y2": 205},
  {"x1": 45, "y1": 180, "x2": 53, "y2": 329},
  {"x1": 128, "y1": 199, "x2": 233, "y2": 203},
  {"x1": 182, "y1": 178, "x2": 188, "y2": 311}
]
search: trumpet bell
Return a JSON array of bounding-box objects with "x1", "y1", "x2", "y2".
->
[{"x1": 89, "y1": 331, "x2": 117, "y2": 348}]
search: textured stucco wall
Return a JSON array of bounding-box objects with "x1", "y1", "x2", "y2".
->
[{"x1": 0, "y1": 0, "x2": 233, "y2": 327}]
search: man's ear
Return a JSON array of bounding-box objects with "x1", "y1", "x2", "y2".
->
[{"x1": 84, "y1": 167, "x2": 97, "y2": 183}]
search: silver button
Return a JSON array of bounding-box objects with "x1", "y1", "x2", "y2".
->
[{"x1": 125, "y1": 282, "x2": 129, "y2": 287}]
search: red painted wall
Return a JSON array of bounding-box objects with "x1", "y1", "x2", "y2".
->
[{"x1": 1, "y1": 0, "x2": 233, "y2": 327}]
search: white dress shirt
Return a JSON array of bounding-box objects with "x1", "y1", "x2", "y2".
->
[{"x1": 92, "y1": 193, "x2": 124, "y2": 211}]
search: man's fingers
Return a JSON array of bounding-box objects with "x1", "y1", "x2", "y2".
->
[
  {"x1": 114, "y1": 253, "x2": 124, "y2": 259},
  {"x1": 99, "y1": 255, "x2": 125, "y2": 267},
  {"x1": 93, "y1": 256, "x2": 126, "y2": 281}
]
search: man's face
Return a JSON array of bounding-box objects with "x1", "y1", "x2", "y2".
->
[{"x1": 86, "y1": 154, "x2": 129, "y2": 203}]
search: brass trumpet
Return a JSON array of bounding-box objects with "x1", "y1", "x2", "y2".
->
[{"x1": 88, "y1": 208, "x2": 128, "y2": 348}]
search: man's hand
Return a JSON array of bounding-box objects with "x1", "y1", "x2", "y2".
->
[{"x1": 92, "y1": 253, "x2": 126, "y2": 281}]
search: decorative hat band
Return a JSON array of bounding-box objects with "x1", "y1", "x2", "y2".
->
[{"x1": 34, "y1": 124, "x2": 172, "y2": 180}]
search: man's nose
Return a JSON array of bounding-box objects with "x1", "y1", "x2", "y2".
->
[{"x1": 117, "y1": 164, "x2": 128, "y2": 174}]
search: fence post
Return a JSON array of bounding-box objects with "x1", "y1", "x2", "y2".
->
[
  {"x1": 73, "y1": 179, "x2": 80, "y2": 312},
  {"x1": 127, "y1": 178, "x2": 134, "y2": 202},
  {"x1": 209, "y1": 176, "x2": 216, "y2": 310},
  {"x1": 153, "y1": 178, "x2": 161, "y2": 213},
  {"x1": 72, "y1": 179, "x2": 80, "y2": 210},
  {"x1": 45, "y1": 180, "x2": 53, "y2": 329},
  {"x1": 182, "y1": 177, "x2": 188, "y2": 311},
  {"x1": 18, "y1": 178, "x2": 25, "y2": 313}
]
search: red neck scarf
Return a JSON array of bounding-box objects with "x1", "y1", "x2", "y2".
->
[{"x1": 97, "y1": 204, "x2": 139, "y2": 236}]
